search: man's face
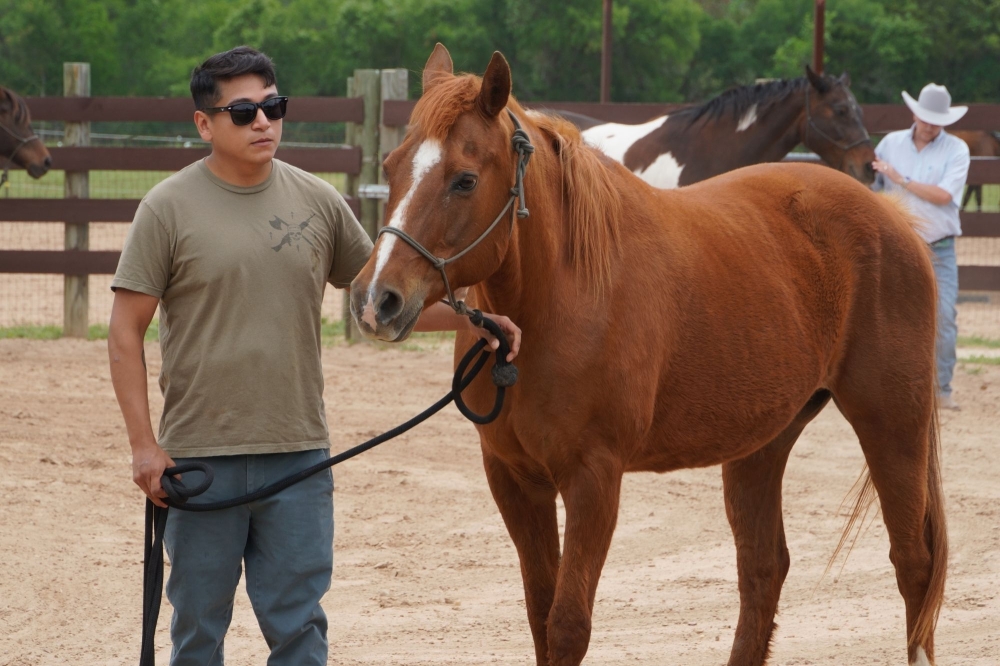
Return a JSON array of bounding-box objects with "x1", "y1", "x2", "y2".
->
[
  {"x1": 195, "y1": 74, "x2": 282, "y2": 167},
  {"x1": 913, "y1": 116, "x2": 943, "y2": 143}
]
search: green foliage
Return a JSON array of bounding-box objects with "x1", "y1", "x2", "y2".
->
[{"x1": 0, "y1": 0, "x2": 997, "y2": 104}]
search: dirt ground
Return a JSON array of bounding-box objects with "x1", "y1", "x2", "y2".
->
[{"x1": 0, "y1": 337, "x2": 997, "y2": 666}]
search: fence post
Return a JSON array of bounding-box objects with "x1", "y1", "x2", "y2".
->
[
  {"x1": 379, "y1": 69, "x2": 408, "y2": 229},
  {"x1": 63, "y1": 62, "x2": 90, "y2": 338},
  {"x1": 342, "y1": 70, "x2": 381, "y2": 340}
]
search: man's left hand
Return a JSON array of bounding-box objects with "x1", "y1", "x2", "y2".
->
[
  {"x1": 872, "y1": 159, "x2": 903, "y2": 185},
  {"x1": 470, "y1": 313, "x2": 521, "y2": 362}
]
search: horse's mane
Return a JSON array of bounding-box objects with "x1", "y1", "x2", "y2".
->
[
  {"x1": 529, "y1": 111, "x2": 622, "y2": 294},
  {"x1": 0, "y1": 86, "x2": 32, "y2": 126},
  {"x1": 413, "y1": 75, "x2": 622, "y2": 294},
  {"x1": 674, "y1": 75, "x2": 838, "y2": 128}
]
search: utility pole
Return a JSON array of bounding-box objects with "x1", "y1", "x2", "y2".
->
[
  {"x1": 813, "y1": 0, "x2": 826, "y2": 74},
  {"x1": 601, "y1": 0, "x2": 612, "y2": 103}
]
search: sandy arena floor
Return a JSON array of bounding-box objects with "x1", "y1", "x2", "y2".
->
[{"x1": 0, "y1": 337, "x2": 997, "y2": 665}]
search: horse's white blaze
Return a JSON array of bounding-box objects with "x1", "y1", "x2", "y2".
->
[
  {"x1": 581, "y1": 116, "x2": 668, "y2": 163},
  {"x1": 371, "y1": 140, "x2": 442, "y2": 289},
  {"x1": 634, "y1": 151, "x2": 685, "y2": 190},
  {"x1": 910, "y1": 647, "x2": 932, "y2": 666},
  {"x1": 737, "y1": 104, "x2": 758, "y2": 132}
]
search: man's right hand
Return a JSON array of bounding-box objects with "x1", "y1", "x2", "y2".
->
[{"x1": 132, "y1": 442, "x2": 176, "y2": 508}]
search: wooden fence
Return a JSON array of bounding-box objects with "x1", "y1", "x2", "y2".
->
[{"x1": 3, "y1": 73, "x2": 1000, "y2": 334}]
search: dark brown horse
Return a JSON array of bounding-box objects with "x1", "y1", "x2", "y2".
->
[
  {"x1": 570, "y1": 69, "x2": 875, "y2": 188},
  {"x1": 351, "y1": 45, "x2": 946, "y2": 666},
  {"x1": 0, "y1": 85, "x2": 51, "y2": 184},
  {"x1": 952, "y1": 130, "x2": 1000, "y2": 211}
]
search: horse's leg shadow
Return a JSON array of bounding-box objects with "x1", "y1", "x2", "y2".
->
[
  {"x1": 722, "y1": 389, "x2": 831, "y2": 666},
  {"x1": 483, "y1": 450, "x2": 561, "y2": 666}
]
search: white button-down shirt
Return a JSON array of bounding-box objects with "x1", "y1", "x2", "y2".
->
[{"x1": 873, "y1": 126, "x2": 970, "y2": 244}]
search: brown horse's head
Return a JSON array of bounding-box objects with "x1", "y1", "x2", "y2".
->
[
  {"x1": 802, "y1": 67, "x2": 875, "y2": 185},
  {"x1": 351, "y1": 45, "x2": 523, "y2": 341},
  {"x1": 0, "y1": 86, "x2": 51, "y2": 178}
]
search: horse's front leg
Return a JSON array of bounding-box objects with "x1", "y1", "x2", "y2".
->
[
  {"x1": 482, "y1": 449, "x2": 561, "y2": 666},
  {"x1": 548, "y1": 450, "x2": 624, "y2": 666}
]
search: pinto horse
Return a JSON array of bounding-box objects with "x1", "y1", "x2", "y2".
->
[
  {"x1": 351, "y1": 44, "x2": 946, "y2": 666},
  {"x1": 574, "y1": 69, "x2": 875, "y2": 188},
  {"x1": 0, "y1": 86, "x2": 51, "y2": 184}
]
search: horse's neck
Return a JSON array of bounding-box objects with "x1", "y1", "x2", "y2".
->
[
  {"x1": 475, "y1": 162, "x2": 569, "y2": 327},
  {"x1": 724, "y1": 98, "x2": 805, "y2": 165}
]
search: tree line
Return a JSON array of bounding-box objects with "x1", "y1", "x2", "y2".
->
[{"x1": 1, "y1": 0, "x2": 996, "y2": 105}]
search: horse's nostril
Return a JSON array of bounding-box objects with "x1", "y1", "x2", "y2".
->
[
  {"x1": 43, "y1": 156, "x2": 52, "y2": 168},
  {"x1": 376, "y1": 289, "x2": 403, "y2": 324}
]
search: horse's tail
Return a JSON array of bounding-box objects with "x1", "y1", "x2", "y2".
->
[{"x1": 911, "y1": 400, "x2": 948, "y2": 653}]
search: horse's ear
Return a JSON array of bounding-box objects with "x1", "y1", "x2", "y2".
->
[
  {"x1": 839, "y1": 71, "x2": 852, "y2": 88},
  {"x1": 805, "y1": 65, "x2": 830, "y2": 93},
  {"x1": 422, "y1": 43, "x2": 454, "y2": 93},
  {"x1": 477, "y1": 51, "x2": 511, "y2": 118}
]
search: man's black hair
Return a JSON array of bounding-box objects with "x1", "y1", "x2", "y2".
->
[{"x1": 190, "y1": 46, "x2": 277, "y2": 110}]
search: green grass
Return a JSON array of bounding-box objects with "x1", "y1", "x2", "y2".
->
[
  {"x1": 0, "y1": 320, "x2": 159, "y2": 341},
  {"x1": 959, "y1": 355, "x2": 1000, "y2": 365},
  {"x1": 958, "y1": 335, "x2": 1000, "y2": 349},
  {"x1": 0, "y1": 324, "x2": 63, "y2": 340}
]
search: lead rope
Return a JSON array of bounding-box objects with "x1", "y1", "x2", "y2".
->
[{"x1": 139, "y1": 317, "x2": 517, "y2": 666}]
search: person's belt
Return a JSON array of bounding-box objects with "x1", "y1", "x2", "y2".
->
[{"x1": 930, "y1": 236, "x2": 954, "y2": 248}]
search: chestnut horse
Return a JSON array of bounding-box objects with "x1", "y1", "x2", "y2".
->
[
  {"x1": 574, "y1": 69, "x2": 876, "y2": 187},
  {"x1": 351, "y1": 45, "x2": 946, "y2": 666},
  {"x1": 0, "y1": 86, "x2": 51, "y2": 184}
]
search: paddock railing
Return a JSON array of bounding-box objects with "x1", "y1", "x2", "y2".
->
[{"x1": 3, "y1": 81, "x2": 1000, "y2": 336}]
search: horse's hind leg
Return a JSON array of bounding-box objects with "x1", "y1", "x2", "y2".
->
[
  {"x1": 830, "y1": 381, "x2": 945, "y2": 666},
  {"x1": 482, "y1": 450, "x2": 561, "y2": 666},
  {"x1": 724, "y1": 390, "x2": 830, "y2": 666}
]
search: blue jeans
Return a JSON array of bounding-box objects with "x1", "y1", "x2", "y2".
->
[
  {"x1": 164, "y1": 449, "x2": 334, "y2": 666},
  {"x1": 930, "y1": 238, "x2": 958, "y2": 397}
]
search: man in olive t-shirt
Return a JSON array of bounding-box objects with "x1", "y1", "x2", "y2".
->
[{"x1": 108, "y1": 47, "x2": 520, "y2": 666}]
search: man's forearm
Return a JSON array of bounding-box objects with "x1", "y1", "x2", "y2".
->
[
  {"x1": 905, "y1": 181, "x2": 953, "y2": 206},
  {"x1": 108, "y1": 328, "x2": 157, "y2": 451}
]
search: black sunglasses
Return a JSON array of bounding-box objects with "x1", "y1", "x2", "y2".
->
[{"x1": 200, "y1": 96, "x2": 288, "y2": 126}]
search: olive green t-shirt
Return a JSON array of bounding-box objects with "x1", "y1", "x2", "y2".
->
[{"x1": 112, "y1": 158, "x2": 373, "y2": 457}]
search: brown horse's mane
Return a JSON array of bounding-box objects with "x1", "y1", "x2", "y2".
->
[
  {"x1": 413, "y1": 74, "x2": 623, "y2": 294},
  {"x1": 675, "y1": 75, "x2": 838, "y2": 128}
]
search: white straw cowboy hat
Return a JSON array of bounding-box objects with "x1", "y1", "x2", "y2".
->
[{"x1": 902, "y1": 83, "x2": 968, "y2": 126}]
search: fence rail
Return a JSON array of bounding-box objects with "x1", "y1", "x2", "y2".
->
[
  {"x1": 3, "y1": 92, "x2": 1000, "y2": 331},
  {"x1": 382, "y1": 100, "x2": 1000, "y2": 131},
  {"x1": 24, "y1": 95, "x2": 364, "y2": 123}
]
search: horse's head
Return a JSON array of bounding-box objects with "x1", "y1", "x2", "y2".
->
[
  {"x1": 351, "y1": 44, "x2": 524, "y2": 342},
  {"x1": 0, "y1": 86, "x2": 51, "y2": 178},
  {"x1": 802, "y1": 67, "x2": 875, "y2": 185}
]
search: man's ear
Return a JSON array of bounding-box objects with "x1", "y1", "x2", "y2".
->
[
  {"x1": 194, "y1": 110, "x2": 213, "y2": 142},
  {"x1": 422, "y1": 43, "x2": 454, "y2": 93},
  {"x1": 477, "y1": 51, "x2": 511, "y2": 118}
]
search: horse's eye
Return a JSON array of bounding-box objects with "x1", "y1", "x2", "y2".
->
[{"x1": 453, "y1": 173, "x2": 478, "y2": 192}]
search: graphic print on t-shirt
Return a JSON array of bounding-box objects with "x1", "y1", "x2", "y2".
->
[{"x1": 269, "y1": 211, "x2": 317, "y2": 252}]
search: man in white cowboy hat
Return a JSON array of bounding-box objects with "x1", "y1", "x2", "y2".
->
[{"x1": 872, "y1": 83, "x2": 971, "y2": 410}]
